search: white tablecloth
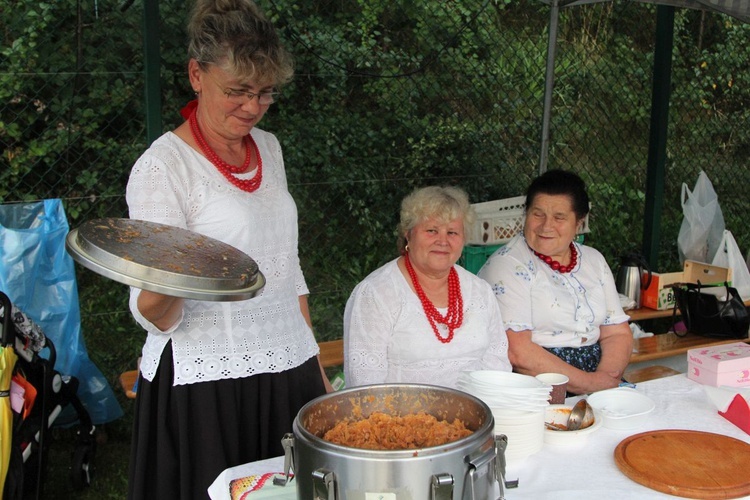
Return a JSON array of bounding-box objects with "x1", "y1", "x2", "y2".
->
[{"x1": 209, "y1": 375, "x2": 750, "y2": 500}]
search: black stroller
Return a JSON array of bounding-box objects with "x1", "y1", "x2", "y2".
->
[{"x1": 1, "y1": 291, "x2": 97, "y2": 499}]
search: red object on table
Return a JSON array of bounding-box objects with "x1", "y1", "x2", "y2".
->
[{"x1": 719, "y1": 393, "x2": 750, "y2": 435}]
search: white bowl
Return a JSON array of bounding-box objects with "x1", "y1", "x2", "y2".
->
[
  {"x1": 543, "y1": 404, "x2": 602, "y2": 445},
  {"x1": 586, "y1": 387, "x2": 655, "y2": 430},
  {"x1": 467, "y1": 371, "x2": 548, "y2": 390}
]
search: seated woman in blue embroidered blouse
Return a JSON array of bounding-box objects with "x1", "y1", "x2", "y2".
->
[{"x1": 478, "y1": 170, "x2": 632, "y2": 394}]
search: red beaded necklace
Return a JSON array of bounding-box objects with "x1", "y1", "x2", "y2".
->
[
  {"x1": 531, "y1": 242, "x2": 578, "y2": 273},
  {"x1": 188, "y1": 107, "x2": 262, "y2": 193},
  {"x1": 403, "y1": 253, "x2": 463, "y2": 344}
]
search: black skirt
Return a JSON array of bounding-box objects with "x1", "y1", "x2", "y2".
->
[{"x1": 127, "y1": 342, "x2": 326, "y2": 500}]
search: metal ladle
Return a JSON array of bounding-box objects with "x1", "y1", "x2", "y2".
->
[{"x1": 567, "y1": 399, "x2": 595, "y2": 431}]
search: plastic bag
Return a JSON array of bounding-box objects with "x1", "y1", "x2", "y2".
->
[
  {"x1": 712, "y1": 230, "x2": 750, "y2": 301},
  {"x1": 677, "y1": 171, "x2": 725, "y2": 264},
  {"x1": 0, "y1": 199, "x2": 122, "y2": 424}
]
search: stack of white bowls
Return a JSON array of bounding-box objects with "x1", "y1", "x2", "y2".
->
[{"x1": 457, "y1": 371, "x2": 551, "y2": 464}]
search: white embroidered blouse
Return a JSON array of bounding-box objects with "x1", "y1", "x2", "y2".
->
[
  {"x1": 126, "y1": 129, "x2": 319, "y2": 385},
  {"x1": 343, "y1": 259, "x2": 511, "y2": 389},
  {"x1": 478, "y1": 235, "x2": 629, "y2": 348}
]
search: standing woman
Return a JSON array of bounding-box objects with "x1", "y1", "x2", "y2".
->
[
  {"x1": 125, "y1": 1, "x2": 330, "y2": 498},
  {"x1": 478, "y1": 170, "x2": 632, "y2": 395}
]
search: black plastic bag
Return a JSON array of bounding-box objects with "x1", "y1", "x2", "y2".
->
[{"x1": 671, "y1": 281, "x2": 750, "y2": 339}]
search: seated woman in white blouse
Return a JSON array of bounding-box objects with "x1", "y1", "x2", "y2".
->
[
  {"x1": 343, "y1": 186, "x2": 511, "y2": 389},
  {"x1": 478, "y1": 170, "x2": 632, "y2": 395}
]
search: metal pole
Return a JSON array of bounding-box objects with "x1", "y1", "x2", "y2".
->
[
  {"x1": 643, "y1": 5, "x2": 675, "y2": 270},
  {"x1": 539, "y1": 0, "x2": 561, "y2": 175},
  {"x1": 143, "y1": 0, "x2": 162, "y2": 144}
]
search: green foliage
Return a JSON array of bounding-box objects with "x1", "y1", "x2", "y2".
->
[
  {"x1": 2, "y1": 0, "x2": 748, "y2": 348},
  {"x1": 1, "y1": 0, "x2": 144, "y2": 216},
  {"x1": 3, "y1": 5, "x2": 750, "y2": 495},
  {"x1": 1, "y1": 0, "x2": 747, "y2": 341}
]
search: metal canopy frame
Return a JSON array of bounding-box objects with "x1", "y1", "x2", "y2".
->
[
  {"x1": 141, "y1": 0, "x2": 748, "y2": 269},
  {"x1": 537, "y1": 0, "x2": 749, "y2": 269}
]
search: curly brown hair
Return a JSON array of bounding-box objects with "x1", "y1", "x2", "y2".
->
[{"x1": 187, "y1": 0, "x2": 294, "y2": 87}]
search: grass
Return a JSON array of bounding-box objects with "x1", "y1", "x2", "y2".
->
[{"x1": 34, "y1": 410, "x2": 133, "y2": 499}]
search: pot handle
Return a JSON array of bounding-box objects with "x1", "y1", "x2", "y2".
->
[
  {"x1": 272, "y1": 433, "x2": 296, "y2": 487},
  {"x1": 312, "y1": 469, "x2": 338, "y2": 500},
  {"x1": 495, "y1": 434, "x2": 508, "y2": 483},
  {"x1": 431, "y1": 473, "x2": 454, "y2": 500},
  {"x1": 462, "y1": 435, "x2": 507, "y2": 500}
]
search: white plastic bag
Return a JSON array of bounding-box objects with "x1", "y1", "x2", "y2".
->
[
  {"x1": 677, "y1": 171, "x2": 725, "y2": 264},
  {"x1": 712, "y1": 230, "x2": 750, "y2": 301}
]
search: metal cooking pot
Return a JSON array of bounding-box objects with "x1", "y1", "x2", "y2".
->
[{"x1": 275, "y1": 384, "x2": 507, "y2": 500}]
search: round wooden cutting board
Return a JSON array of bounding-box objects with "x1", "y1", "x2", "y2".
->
[{"x1": 614, "y1": 430, "x2": 750, "y2": 499}]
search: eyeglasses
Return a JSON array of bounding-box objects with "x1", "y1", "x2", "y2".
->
[
  {"x1": 222, "y1": 87, "x2": 278, "y2": 106},
  {"x1": 204, "y1": 69, "x2": 278, "y2": 106}
]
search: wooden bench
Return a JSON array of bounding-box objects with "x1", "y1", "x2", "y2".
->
[
  {"x1": 316, "y1": 331, "x2": 749, "y2": 383},
  {"x1": 120, "y1": 324, "x2": 750, "y2": 396},
  {"x1": 118, "y1": 369, "x2": 139, "y2": 399},
  {"x1": 119, "y1": 339, "x2": 346, "y2": 399},
  {"x1": 318, "y1": 338, "x2": 344, "y2": 368}
]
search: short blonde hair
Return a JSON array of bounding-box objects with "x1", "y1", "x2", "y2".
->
[
  {"x1": 188, "y1": 0, "x2": 294, "y2": 87},
  {"x1": 397, "y1": 186, "x2": 475, "y2": 254}
]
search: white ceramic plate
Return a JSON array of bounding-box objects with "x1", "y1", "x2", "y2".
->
[{"x1": 587, "y1": 387, "x2": 655, "y2": 430}]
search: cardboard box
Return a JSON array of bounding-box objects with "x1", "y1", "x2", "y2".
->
[
  {"x1": 641, "y1": 260, "x2": 733, "y2": 310},
  {"x1": 687, "y1": 342, "x2": 750, "y2": 387}
]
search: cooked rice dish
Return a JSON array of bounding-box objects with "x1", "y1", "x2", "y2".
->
[{"x1": 323, "y1": 411, "x2": 473, "y2": 450}]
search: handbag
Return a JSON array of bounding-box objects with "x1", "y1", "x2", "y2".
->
[{"x1": 671, "y1": 281, "x2": 750, "y2": 339}]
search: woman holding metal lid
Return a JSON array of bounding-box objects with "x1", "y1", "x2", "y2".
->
[
  {"x1": 125, "y1": 1, "x2": 329, "y2": 498},
  {"x1": 344, "y1": 185, "x2": 511, "y2": 390},
  {"x1": 478, "y1": 169, "x2": 632, "y2": 395}
]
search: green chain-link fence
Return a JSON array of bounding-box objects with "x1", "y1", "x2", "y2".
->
[{"x1": 2, "y1": 0, "x2": 749, "y2": 381}]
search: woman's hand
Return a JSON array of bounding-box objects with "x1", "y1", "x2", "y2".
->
[
  {"x1": 300, "y1": 295, "x2": 335, "y2": 393},
  {"x1": 137, "y1": 290, "x2": 184, "y2": 331},
  {"x1": 584, "y1": 369, "x2": 622, "y2": 392},
  {"x1": 507, "y1": 327, "x2": 631, "y2": 394},
  {"x1": 317, "y1": 356, "x2": 335, "y2": 393}
]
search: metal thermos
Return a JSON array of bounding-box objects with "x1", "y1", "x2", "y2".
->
[
  {"x1": 282, "y1": 384, "x2": 506, "y2": 500},
  {"x1": 616, "y1": 253, "x2": 653, "y2": 308}
]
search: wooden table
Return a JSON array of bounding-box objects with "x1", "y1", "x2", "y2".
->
[
  {"x1": 627, "y1": 299, "x2": 750, "y2": 322},
  {"x1": 630, "y1": 331, "x2": 750, "y2": 364},
  {"x1": 624, "y1": 303, "x2": 750, "y2": 382},
  {"x1": 626, "y1": 302, "x2": 750, "y2": 365}
]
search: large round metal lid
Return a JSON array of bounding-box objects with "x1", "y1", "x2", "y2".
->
[{"x1": 66, "y1": 218, "x2": 265, "y2": 301}]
